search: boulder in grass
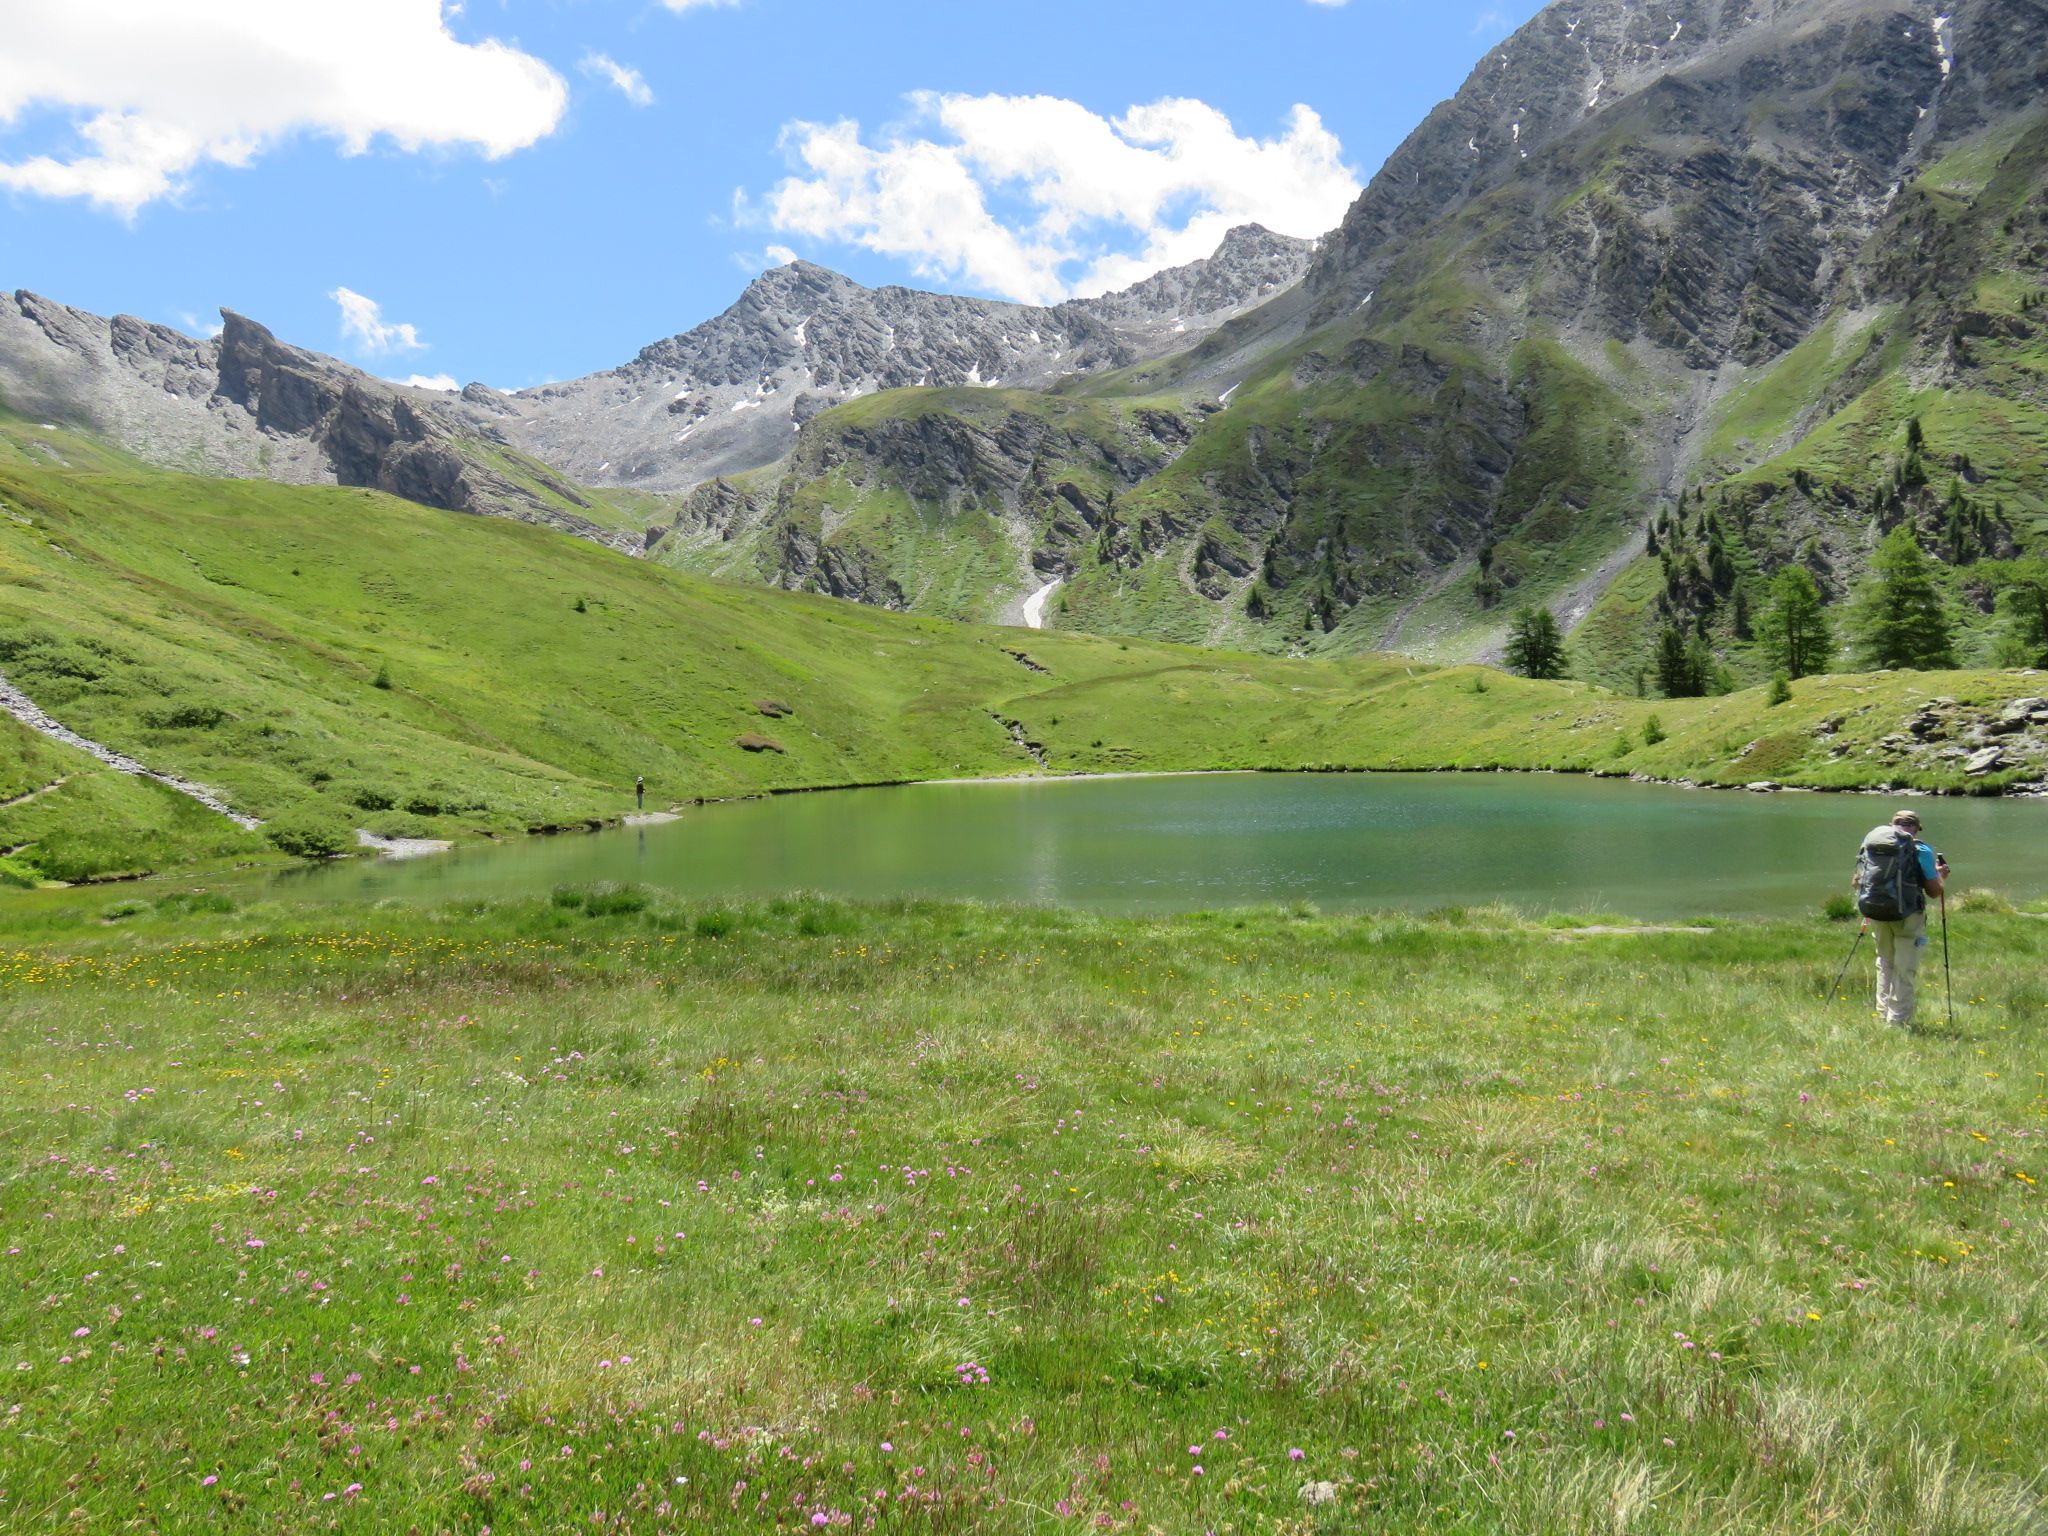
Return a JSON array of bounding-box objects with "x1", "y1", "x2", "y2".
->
[
  {"x1": 1965, "y1": 745, "x2": 2005, "y2": 774},
  {"x1": 1999, "y1": 697, "x2": 2048, "y2": 730},
  {"x1": 752, "y1": 699, "x2": 794, "y2": 718},
  {"x1": 734, "y1": 733, "x2": 785, "y2": 753},
  {"x1": 1299, "y1": 1482, "x2": 1339, "y2": 1507}
]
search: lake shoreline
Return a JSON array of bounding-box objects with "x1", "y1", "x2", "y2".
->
[{"x1": 248, "y1": 768, "x2": 2048, "y2": 920}]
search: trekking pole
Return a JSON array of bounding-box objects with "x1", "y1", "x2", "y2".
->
[
  {"x1": 1941, "y1": 890, "x2": 1955, "y2": 1030},
  {"x1": 1828, "y1": 919, "x2": 1867, "y2": 1004}
]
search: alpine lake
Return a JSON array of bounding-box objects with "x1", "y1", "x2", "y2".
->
[{"x1": 274, "y1": 771, "x2": 2048, "y2": 920}]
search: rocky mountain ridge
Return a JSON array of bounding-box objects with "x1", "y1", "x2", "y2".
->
[
  {"x1": 458, "y1": 223, "x2": 1313, "y2": 493},
  {"x1": 0, "y1": 295, "x2": 640, "y2": 550},
  {"x1": 0, "y1": 223, "x2": 1311, "y2": 553}
]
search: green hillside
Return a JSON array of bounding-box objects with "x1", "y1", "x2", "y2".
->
[
  {"x1": 0, "y1": 460, "x2": 1251, "y2": 879},
  {"x1": 6, "y1": 456, "x2": 2048, "y2": 886},
  {"x1": 1572, "y1": 110, "x2": 2048, "y2": 688},
  {"x1": 653, "y1": 387, "x2": 1202, "y2": 624}
]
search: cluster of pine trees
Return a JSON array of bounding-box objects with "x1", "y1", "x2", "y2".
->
[{"x1": 1499, "y1": 419, "x2": 2048, "y2": 692}]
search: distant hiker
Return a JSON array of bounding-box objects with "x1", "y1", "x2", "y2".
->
[
  {"x1": 1853, "y1": 809, "x2": 1948, "y2": 1028},
  {"x1": 636, "y1": 775, "x2": 645, "y2": 811}
]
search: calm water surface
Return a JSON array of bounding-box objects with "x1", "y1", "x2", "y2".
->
[{"x1": 273, "y1": 772, "x2": 2048, "y2": 919}]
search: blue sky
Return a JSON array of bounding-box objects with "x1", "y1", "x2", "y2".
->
[{"x1": 0, "y1": 0, "x2": 1546, "y2": 391}]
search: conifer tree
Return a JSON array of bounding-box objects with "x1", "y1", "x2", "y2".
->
[
  {"x1": 1653, "y1": 626, "x2": 1706, "y2": 697},
  {"x1": 1846, "y1": 527, "x2": 1956, "y2": 670},
  {"x1": 1759, "y1": 566, "x2": 1834, "y2": 678},
  {"x1": 1504, "y1": 606, "x2": 1569, "y2": 679},
  {"x1": 1988, "y1": 558, "x2": 2048, "y2": 667}
]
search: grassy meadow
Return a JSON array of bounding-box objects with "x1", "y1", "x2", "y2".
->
[
  {"x1": 3, "y1": 885, "x2": 2046, "y2": 1533},
  {"x1": 8, "y1": 450, "x2": 2048, "y2": 890}
]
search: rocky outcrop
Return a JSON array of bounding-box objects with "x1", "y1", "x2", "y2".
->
[
  {"x1": 1056, "y1": 0, "x2": 2048, "y2": 658},
  {"x1": 655, "y1": 391, "x2": 1204, "y2": 621},
  {"x1": 1838, "y1": 695, "x2": 2048, "y2": 779}
]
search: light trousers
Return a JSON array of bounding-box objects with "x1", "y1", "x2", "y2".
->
[{"x1": 1871, "y1": 909, "x2": 1928, "y2": 1026}]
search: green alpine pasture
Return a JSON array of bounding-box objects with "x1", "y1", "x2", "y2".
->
[
  {"x1": 4, "y1": 455, "x2": 2048, "y2": 889},
  {"x1": 2, "y1": 886, "x2": 2045, "y2": 1533}
]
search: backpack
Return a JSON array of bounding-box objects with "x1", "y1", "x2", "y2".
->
[{"x1": 1854, "y1": 826, "x2": 1924, "y2": 921}]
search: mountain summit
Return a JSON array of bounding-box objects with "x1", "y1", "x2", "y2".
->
[{"x1": 457, "y1": 225, "x2": 1315, "y2": 492}]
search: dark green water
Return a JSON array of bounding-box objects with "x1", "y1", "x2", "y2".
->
[{"x1": 273, "y1": 772, "x2": 2048, "y2": 919}]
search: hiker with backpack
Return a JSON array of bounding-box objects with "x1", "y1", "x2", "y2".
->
[{"x1": 1854, "y1": 809, "x2": 1948, "y2": 1028}]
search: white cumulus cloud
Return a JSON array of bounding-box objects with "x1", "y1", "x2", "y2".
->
[
  {"x1": 0, "y1": 0, "x2": 568, "y2": 214},
  {"x1": 580, "y1": 53, "x2": 653, "y2": 107},
  {"x1": 402, "y1": 373, "x2": 459, "y2": 391},
  {"x1": 332, "y1": 287, "x2": 426, "y2": 354},
  {"x1": 762, "y1": 93, "x2": 1359, "y2": 305}
]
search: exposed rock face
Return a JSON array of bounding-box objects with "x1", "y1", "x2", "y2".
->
[
  {"x1": 479, "y1": 225, "x2": 1313, "y2": 494},
  {"x1": 1306, "y1": 0, "x2": 1987, "y2": 333},
  {"x1": 0, "y1": 296, "x2": 637, "y2": 550},
  {"x1": 657, "y1": 393, "x2": 1203, "y2": 621},
  {"x1": 0, "y1": 293, "x2": 326, "y2": 482}
]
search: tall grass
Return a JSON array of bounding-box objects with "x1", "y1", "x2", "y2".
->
[{"x1": 0, "y1": 889, "x2": 2043, "y2": 1532}]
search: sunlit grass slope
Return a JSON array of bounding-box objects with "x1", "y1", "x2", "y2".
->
[
  {"x1": 5, "y1": 458, "x2": 2048, "y2": 885},
  {"x1": 2, "y1": 890, "x2": 2044, "y2": 1531},
  {"x1": 0, "y1": 463, "x2": 1326, "y2": 877},
  {"x1": 996, "y1": 661, "x2": 2048, "y2": 795}
]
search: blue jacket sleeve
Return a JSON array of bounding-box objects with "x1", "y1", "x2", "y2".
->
[{"x1": 1918, "y1": 844, "x2": 1940, "y2": 883}]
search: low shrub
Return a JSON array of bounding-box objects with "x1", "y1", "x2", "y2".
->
[
  {"x1": 362, "y1": 812, "x2": 441, "y2": 840},
  {"x1": 137, "y1": 698, "x2": 230, "y2": 729},
  {"x1": 552, "y1": 883, "x2": 649, "y2": 917},
  {"x1": 1957, "y1": 887, "x2": 2015, "y2": 913},
  {"x1": 155, "y1": 891, "x2": 237, "y2": 915},
  {"x1": 265, "y1": 809, "x2": 354, "y2": 860}
]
